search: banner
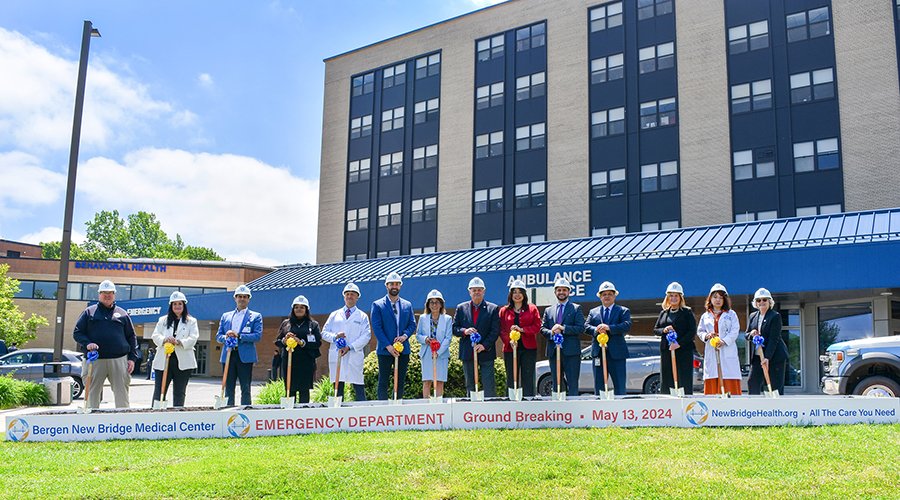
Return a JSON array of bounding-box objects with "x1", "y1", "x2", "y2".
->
[{"x1": 6, "y1": 396, "x2": 899, "y2": 442}]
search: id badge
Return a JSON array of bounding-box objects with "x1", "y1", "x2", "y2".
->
[
  {"x1": 242, "y1": 326, "x2": 251, "y2": 333},
  {"x1": 307, "y1": 334, "x2": 315, "y2": 343},
  {"x1": 593, "y1": 358, "x2": 602, "y2": 366}
]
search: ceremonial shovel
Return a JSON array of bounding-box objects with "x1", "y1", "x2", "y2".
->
[
  {"x1": 391, "y1": 342, "x2": 404, "y2": 405},
  {"x1": 711, "y1": 337, "x2": 729, "y2": 399},
  {"x1": 77, "y1": 350, "x2": 98, "y2": 414},
  {"x1": 551, "y1": 341, "x2": 566, "y2": 401},
  {"x1": 214, "y1": 344, "x2": 233, "y2": 409},
  {"x1": 280, "y1": 337, "x2": 299, "y2": 409},
  {"x1": 153, "y1": 343, "x2": 175, "y2": 410},
  {"x1": 596, "y1": 333, "x2": 614, "y2": 400},
  {"x1": 757, "y1": 346, "x2": 780, "y2": 398},
  {"x1": 667, "y1": 332, "x2": 684, "y2": 397},
  {"x1": 429, "y1": 339, "x2": 442, "y2": 403},
  {"x1": 470, "y1": 332, "x2": 484, "y2": 401},
  {"x1": 328, "y1": 337, "x2": 347, "y2": 408},
  {"x1": 507, "y1": 330, "x2": 523, "y2": 401}
]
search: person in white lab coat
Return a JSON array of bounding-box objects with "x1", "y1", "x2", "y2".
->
[
  {"x1": 150, "y1": 291, "x2": 199, "y2": 407},
  {"x1": 321, "y1": 282, "x2": 371, "y2": 400},
  {"x1": 697, "y1": 283, "x2": 742, "y2": 395}
]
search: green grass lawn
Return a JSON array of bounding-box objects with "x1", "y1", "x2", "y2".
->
[{"x1": 1, "y1": 425, "x2": 898, "y2": 498}]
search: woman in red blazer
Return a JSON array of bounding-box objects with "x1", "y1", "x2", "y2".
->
[{"x1": 499, "y1": 279, "x2": 541, "y2": 397}]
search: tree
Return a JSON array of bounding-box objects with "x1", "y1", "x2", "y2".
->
[
  {"x1": 41, "y1": 210, "x2": 224, "y2": 261},
  {"x1": 0, "y1": 264, "x2": 48, "y2": 347}
]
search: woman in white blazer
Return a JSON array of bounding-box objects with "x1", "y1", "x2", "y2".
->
[
  {"x1": 151, "y1": 291, "x2": 199, "y2": 407},
  {"x1": 415, "y1": 289, "x2": 453, "y2": 398},
  {"x1": 321, "y1": 283, "x2": 371, "y2": 401},
  {"x1": 696, "y1": 284, "x2": 742, "y2": 395}
]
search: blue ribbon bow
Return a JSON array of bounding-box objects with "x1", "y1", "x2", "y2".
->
[
  {"x1": 335, "y1": 337, "x2": 348, "y2": 349},
  {"x1": 86, "y1": 350, "x2": 99, "y2": 363},
  {"x1": 752, "y1": 335, "x2": 765, "y2": 347},
  {"x1": 470, "y1": 331, "x2": 482, "y2": 345},
  {"x1": 666, "y1": 331, "x2": 678, "y2": 345},
  {"x1": 225, "y1": 336, "x2": 238, "y2": 349},
  {"x1": 552, "y1": 333, "x2": 564, "y2": 346}
]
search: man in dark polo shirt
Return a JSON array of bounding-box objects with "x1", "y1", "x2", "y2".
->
[{"x1": 73, "y1": 280, "x2": 139, "y2": 408}]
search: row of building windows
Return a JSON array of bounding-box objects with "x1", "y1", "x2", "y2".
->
[
  {"x1": 346, "y1": 197, "x2": 440, "y2": 231},
  {"x1": 589, "y1": 0, "x2": 673, "y2": 32},
  {"x1": 475, "y1": 22, "x2": 546, "y2": 62},
  {"x1": 589, "y1": 41, "x2": 674, "y2": 85},
  {"x1": 590, "y1": 98, "x2": 678, "y2": 137},
  {"x1": 13, "y1": 281, "x2": 225, "y2": 301},
  {"x1": 729, "y1": 67, "x2": 834, "y2": 115},
  {"x1": 350, "y1": 98, "x2": 440, "y2": 138},
  {"x1": 727, "y1": 6, "x2": 831, "y2": 57},
  {"x1": 729, "y1": 138, "x2": 840, "y2": 180},
  {"x1": 475, "y1": 72, "x2": 546, "y2": 109},
  {"x1": 351, "y1": 54, "x2": 441, "y2": 97},
  {"x1": 349, "y1": 144, "x2": 440, "y2": 183},
  {"x1": 734, "y1": 204, "x2": 841, "y2": 223}
]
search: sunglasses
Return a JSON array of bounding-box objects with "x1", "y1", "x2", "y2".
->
[{"x1": 754, "y1": 298, "x2": 767, "y2": 303}]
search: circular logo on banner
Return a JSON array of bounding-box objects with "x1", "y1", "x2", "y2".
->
[
  {"x1": 7, "y1": 418, "x2": 30, "y2": 442},
  {"x1": 226, "y1": 413, "x2": 251, "y2": 438},
  {"x1": 684, "y1": 401, "x2": 709, "y2": 426}
]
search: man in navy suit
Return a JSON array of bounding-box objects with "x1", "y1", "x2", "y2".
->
[
  {"x1": 540, "y1": 278, "x2": 586, "y2": 396},
  {"x1": 585, "y1": 281, "x2": 632, "y2": 395},
  {"x1": 371, "y1": 272, "x2": 417, "y2": 400},
  {"x1": 453, "y1": 277, "x2": 500, "y2": 397},
  {"x1": 215, "y1": 284, "x2": 263, "y2": 406}
]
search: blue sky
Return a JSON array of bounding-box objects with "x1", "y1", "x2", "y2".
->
[{"x1": 0, "y1": 0, "x2": 503, "y2": 265}]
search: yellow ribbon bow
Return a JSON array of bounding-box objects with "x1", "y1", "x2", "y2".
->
[
  {"x1": 596, "y1": 333, "x2": 609, "y2": 346},
  {"x1": 710, "y1": 336, "x2": 722, "y2": 349},
  {"x1": 393, "y1": 342, "x2": 404, "y2": 354},
  {"x1": 163, "y1": 342, "x2": 175, "y2": 355},
  {"x1": 285, "y1": 337, "x2": 298, "y2": 351},
  {"x1": 509, "y1": 330, "x2": 521, "y2": 342}
]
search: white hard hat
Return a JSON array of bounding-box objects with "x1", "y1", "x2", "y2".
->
[
  {"x1": 509, "y1": 279, "x2": 527, "y2": 291},
  {"x1": 169, "y1": 291, "x2": 188, "y2": 304},
  {"x1": 426, "y1": 289, "x2": 444, "y2": 302},
  {"x1": 384, "y1": 272, "x2": 403, "y2": 285},
  {"x1": 468, "y1": 277, "x2": 485, "y2": 289},
  {"x1": 553, "y1": 278, "x2": 574, "y2": 290},
  {"x1": 666, "y1": 282, "x2": 684, "y2": 295},
  {"x1": 596, "y1": 281, "x2": 618, "y2": 297},
  {"x1": 343, "y1": 282, "x2": 361, "y2": 296},
  {"x1": 98, "y1": 280, "x2": 116, "y2": 293},
  {"x1": 709, "y1": 283, "x2": 728, "y2": 295},
  {"x1": 233, "y1": 284, "x2": 252, "y2": 298},
  {"x1": 292, "y1": 295, "x2": 309, "y2": 308},
  {"x1": 753, "y1": 287, "x2": 773, "y2": 303}
]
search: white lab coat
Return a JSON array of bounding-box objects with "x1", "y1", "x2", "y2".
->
[
  {"x1": 321, "y1": 307, "x2": 371, "y2": 385},
  {"x1": 697, "y1": 309, "x2": 741, "y2": 380},
  {"x1": 151, "y1": 315, "x2": 200, "y2": 371}
]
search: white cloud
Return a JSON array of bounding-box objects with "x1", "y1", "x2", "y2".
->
[
  {"x1": 19, "y1": 226, "x2": 86, "y2": 245},
  {"x1": 0, "y1": 27, "x2": 187, "y2": 153},
  {"x1": 77, "y1": 148, "x2": 318, "y2": 266},
  {"x1": 0, "y1": 151, "x2": 66, "y2": 216},
  {"x1": 197, "y1": 73, "x2": 214, "y2": 88}
]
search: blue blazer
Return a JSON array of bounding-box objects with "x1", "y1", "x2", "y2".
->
[
  {"x1": 585, "y1": 304, "x2": 631, "y2": 360},
  {"x1": 370, "y1": 296, "x2": 417, "y2": 356},
  {"x1": 540, "y1": 302, "x2": 586, "y2": 358},
  {"x1": 415, "y1": 313, "x2": 453, "y2": 360},
  {"x1": 452, "y1": 300, "x2": 500, "y2": 361},
  {"x1": 216, "y1": 308, "x2": 263, "y2": 363}
]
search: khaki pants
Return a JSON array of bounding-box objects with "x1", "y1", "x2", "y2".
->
[{"x1": 83, "y1": 355, "x2": 131, "y2": 408}]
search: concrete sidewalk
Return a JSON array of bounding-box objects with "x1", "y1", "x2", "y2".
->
[{"x1": 1, "y1": 377, "x2": 270, "y2": 418}]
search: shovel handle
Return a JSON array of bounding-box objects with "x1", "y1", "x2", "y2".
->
[
  {"x1": 670, "y1": 349, "x2": 679, "y2": 390},
  {"x1": 333, "y1": 351, "x2": 343, "y2": 396},
  {"x1": 160, "y1": 352, "x2": 172, "y2": 402},
  {"x1": 220, "y1": 347, "x2": 233, "y2": 399}
]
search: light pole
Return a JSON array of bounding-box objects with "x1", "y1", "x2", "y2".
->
[{"x1": 53, "y1": 21, "x2": 101, "y2": 362}]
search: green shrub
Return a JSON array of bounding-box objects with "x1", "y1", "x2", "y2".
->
[
  {"x1": 310, "y1": 375, "x2": 355, "y2": 403},
  {"x1": 362, "y1": 336, "x2": 507, "y2": 399},
  {"x1": 0, "y1": 373, "x2": 49, "y2": 409},
  {"x1": 254, "y1": 378, "x2": 287, "y2": 405}
]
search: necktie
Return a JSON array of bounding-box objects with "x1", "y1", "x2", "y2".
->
[
  {"x1": 473, "y1": 303, "x2": 480, "y2": 325},
  {"x1": 556, "y1": 304, "x2": 564, "y2": 324},
  {"x1": 345, "y1": 308, "x2": 351, "y2": 319},
  {"x1": 602, "y1": 307, "x2": 610, "y2": 325},
  {"x1": 393, "y1": 302, "x2": 398, "y2": 317}
]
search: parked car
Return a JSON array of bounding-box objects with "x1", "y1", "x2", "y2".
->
[
  {"x1": 0, "y1": 348, "x2": 84, "y2": 399},
  {"x1": 536, "y1": 335, "x2": 704, "y2": 396},
  {"x1": 820, "y1": 335, "x2": 900, "y2": 397}
]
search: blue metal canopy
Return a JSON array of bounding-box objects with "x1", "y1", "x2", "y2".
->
[{"x1": 119, "y1": 208, "x2": 900, "y2": 323}]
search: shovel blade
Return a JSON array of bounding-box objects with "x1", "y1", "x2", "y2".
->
[
  {"x1": 765, "y1": 390, "x2": 780, "y2": 399},
  {"x1": 280, "y1": 397, "x2": 295, "y2": 409},
  {"x1": 550, "y1": 391, "x2": 567, "y2": 401},
  {"x1": 327, "y1": 396, "x2": 343, "y2": 408},
  {"x1": 429, "y1": 396, "x2": 444, "y2": 404},
  {"x1": 669, "y1": 387, "x2": 685, "y2": 397},
  {"x1": 597, "y1": 390, "x2": 615, "y2": 400},
  {"x1": 152, "y1": 400, "x2": 168, "y2": 410},
  {"x1": 469, "y1": 390, "x2": 485, "y2": 402},
  {"x1": 508, "y1": 387, "x2": 523, "y2": 401},
  {"x1": 213, "y1": 395, "x2": 227, "y2": 409}
]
